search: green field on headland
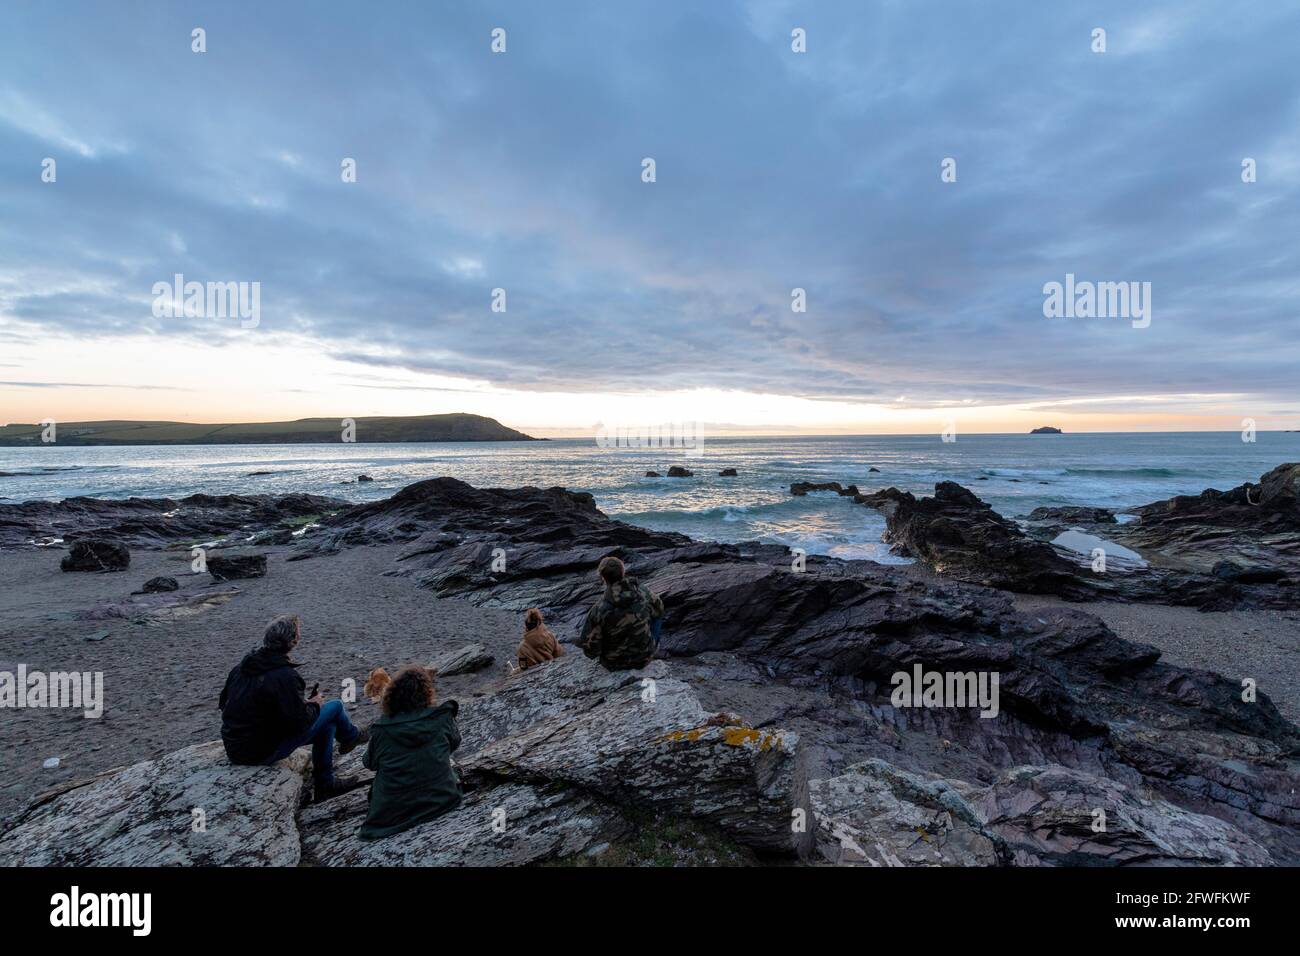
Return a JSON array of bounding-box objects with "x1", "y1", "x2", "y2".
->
[{"x1": 0, "y1": 413, "x2": 537, "y2": 446}]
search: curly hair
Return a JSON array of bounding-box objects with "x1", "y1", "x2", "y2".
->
[{"x1": 381, "y1": 665, "x2": 436, "y2": 717}]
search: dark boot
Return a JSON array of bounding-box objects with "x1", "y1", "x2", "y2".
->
[
  {"x1": 312, "y1": 774, "x2": 364, "y2": 803},
  {"x1": 337, "y1": 726, "x2": 371, "y2": 756}
]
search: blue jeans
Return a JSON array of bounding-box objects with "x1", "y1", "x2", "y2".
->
[
  {"x1": 650, "y1": 616, "x2": 664, "y2": 649},
  {"x1": 263, "y1": 699, "x2": 359, "y2": 784}
]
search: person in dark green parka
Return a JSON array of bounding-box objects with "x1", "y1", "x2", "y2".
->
[{"x1": 360, "y1": 665, "x2": 463, "y2": 840}]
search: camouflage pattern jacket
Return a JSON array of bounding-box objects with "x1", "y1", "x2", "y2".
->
[{"x1": 579, "y1": 576, "x2": 664, "y2": 670}]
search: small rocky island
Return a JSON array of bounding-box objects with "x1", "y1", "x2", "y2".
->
[{"x1": 1029, "y1": 426, "x2": 1062, "y2": 434}]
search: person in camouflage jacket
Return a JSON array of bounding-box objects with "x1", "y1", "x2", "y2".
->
[{"x1": 579, "y1": 556, "x2": 664, "y2": 670}]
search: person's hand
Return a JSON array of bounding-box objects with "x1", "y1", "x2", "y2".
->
[{"x1": 307, "y1": 693, "x2": 324, "y2": 706}]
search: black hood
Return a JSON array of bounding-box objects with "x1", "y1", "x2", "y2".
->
[{"x1": 239, "y1": 647, "x2": 298, "y2": 676}]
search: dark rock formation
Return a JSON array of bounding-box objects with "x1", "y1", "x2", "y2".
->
[
  {"x1": 288, "y1": 477, "x2": 1300, "y2": 865},
  {"x1": 795, "y1": 470, "x2": 1300, "y2": 611},
  {"x1": 138, "y1": 575, "x2": 179, "y2": 594},
  {"x1": 357, "y1": 475, "x2": 374, "y2": 483},
  {"x1": 719, "y1": 468, "x2": 738, "y2": 477},
  {"x1": 1027, "y1": 505, "x2": 1116, "y2": 526},
  {"x1": 7, "y1": 475, "x2": 1299, "y2": 866},
  {"x1": 1030, "y1": 426, "x2": 1063, "y2": 434},
  {"x1": 667, "y1": 466, "x2": 694, "y2": 478},
  {"x1": 429, "y1": 643, "x2": 493, "y2": 676},
  {"x1": 855, "y1": 483, "x2": 1087, "y2": 595},
  {"x1": 790, "y1": 481, "x2": 858, "y2": 497},
  {"x1": 0, "y1": 492, "x2": 346, "y2": 549},
  {"x1": 644, "y1": 471, "x2": 661, "y2": 478},
  {"x1": 207, "y1": 553, "x2": 268, "y2": 581},
  {"x1": 1031, "y1": 464, "x2": 1300, "y2": 608},
  {"x1": 1120, "y1": 463, "x2": 1300, "y2": 572},
  {"x1": 60, "y1": 539, "x2": 129, "y2": 572}
]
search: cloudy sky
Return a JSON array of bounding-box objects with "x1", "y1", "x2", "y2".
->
[{"x1": 1, "y1": 0, "x2": 1297, "y2": 435}]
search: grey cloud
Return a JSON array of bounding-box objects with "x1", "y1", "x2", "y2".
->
[{"x1": 0, "y1": 0, "x2": 1298, "y2": 410}]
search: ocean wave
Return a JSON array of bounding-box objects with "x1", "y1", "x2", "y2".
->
[
  {"x1": 981, "y1": 467, "x2": 1069, "y2": 478},
  {"x1": 1064, "y1": 467, "x2": 1180, "y2": 478},
  {"x1": 619, "y1": 500, "x2": 796, "y2": 523}
]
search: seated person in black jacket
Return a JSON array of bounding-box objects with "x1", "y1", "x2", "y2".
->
[{"x1": 218, "y1": 614, "x2": 365, "y2": 796}]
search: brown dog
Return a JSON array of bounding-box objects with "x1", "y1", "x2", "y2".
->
[
  {"x1": 365, "y1": 664, "x2": 441, "y2": 702},
  {"x1": 363, "y1": 667, "x2": 392, "y2": 702}
]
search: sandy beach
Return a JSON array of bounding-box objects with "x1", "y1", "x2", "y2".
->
[{"x1": 0, "y1": 543, "x2": 519, "y2": 823}]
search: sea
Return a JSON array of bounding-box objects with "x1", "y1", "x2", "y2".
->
[{"x1": 1, "y1": 432, "x2": 1295, "y2": 564}]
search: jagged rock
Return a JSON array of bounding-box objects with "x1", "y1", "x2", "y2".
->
[
  {"x1": 299, "y1": 781, "x2": 629, "y2": 866},
  {"x1": 855, "y1": 483, "x2": 1086, "y2": 595},
  {"x1": 309, "y1": 477, "x2": 687, "y2": 554},
  {"x1": 138, "y1": 575, "x2": 179, "y2": 594},
  {"x1": 341, "y1": 479, "x2": 1299, "y2": 863},
  {"x1": 357, "y1": 475, "x2": 374, "y2": 483},
  {"x1": 869, "y1": 467, "x2": 881, "y2": 473},
  {"x1": 1027, "y1": 506, "x2": 1116, "y2": 525},
  {"x1": 0, "y1": 491, "x2": 346, "y2": 549},
  {"x1": 806, "y1": 759, "x2": 999, "y2": 866},
  {"x1": 312, "y1": 656, "x2": 801, "y2": 862},
  {"x1": 719, "y1": 468, "x2": 738, "y2": 477},
  {"x1": 802, "y1": 476, "x2": 1297, "y2": 611},
  {"x1": 1025, "y1": 463, "x2": 1300, "y2": 609},
  {"x1": 11, "y1": 473, "x2": 1300, "y2": 867},
  {"x1": 667, "y1": 466, "x2": 694, "y2": 478},
  {"x1": 790, "y1": 481, "x2": 857, "y2": 497},
  {"x1": 0, "y1": 742, "x2": 309, "y2": 866},
  {"x1": 974, "y1": 766, "x2": 1274, "y2": 866},
  {"x1": 429, "y1": 642, "x2": 494, "y2": 677},
  {"x1": 1212, "y1": 561, "x2": 1286, "y2": 584},
  {"x1": 460, "y1": 657, "x2": 799, "y2": 851},
  {"x1": 1118, "y1": 463, "x2": 1300, "y2": 575},
  {"x1": 208, "y1": 553, "x2": 268, "y2": 581},
  {"x1": 645, "y1": 471, "x2": 662, "y2": 477},
  {"x1": 60, "y1": 539, "x2": 129, "y2": 572}
]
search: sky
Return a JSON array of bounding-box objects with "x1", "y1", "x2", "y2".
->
[{"x1": 1, "y1": 0, "x2": 1298, "y2": 437}]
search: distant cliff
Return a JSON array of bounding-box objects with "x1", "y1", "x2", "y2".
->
[
  {"x1": 0, "y1": 414, "x2": 538, "y2": 446},
  {"x1": 1030, "y1": 426, "x2": 1063, "y2": 434}
]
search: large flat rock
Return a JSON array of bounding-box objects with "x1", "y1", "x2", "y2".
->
[
  {"x1": 299, "y1": 781, "x2": 629, "y2": 867},
  {"x1": 0, "y1": 742, "x2": 309, "y2": 866},
  {"x1": 975, "y1": 765, "x2": 1275, "y2": 866},
  {"x1": 461, "y1": 657, "x2": 798, "y2": 851},
  {"x1": 326, "y1": 656, "x2": 801, "y2": 857},
  {"x1": 806, "y1": 759, "x2": 999, "y2": 866}
]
